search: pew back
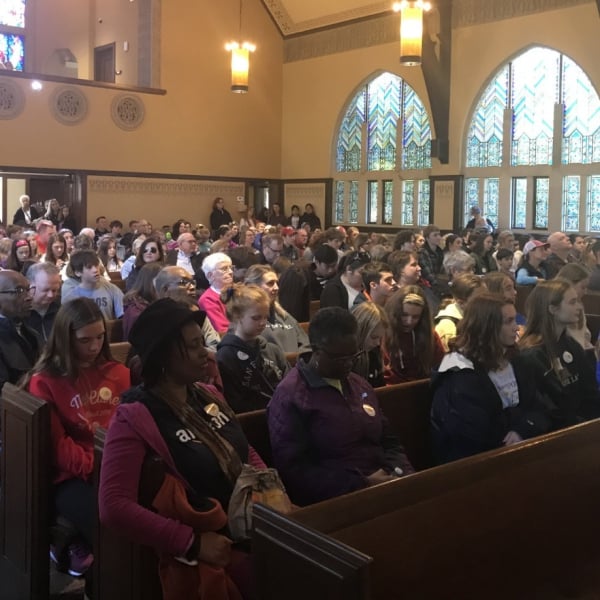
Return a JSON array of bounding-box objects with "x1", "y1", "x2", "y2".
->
[
  {"x1": 92, "y1": 428, "x2": 162, "y2": 600},
  {"x1": 253, "y1": 503, "x2": 372, "y2": 600},
  {"x1": 0, "y1": 383, "x2": 51, "y2": 600},
  {"x1": 375, "y1": 379, "x2": 433, "y2": 471},
  {"x1": 289, "y1": 418, "x2": 600, "y2": 599}
]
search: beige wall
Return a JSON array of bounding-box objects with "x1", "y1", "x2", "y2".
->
[
  {"x1": 1, "y1": 0, "x2": 283, "y2": 177},
  {"x1": 86, "y1": 176, "x2": 244, "y2": 229}
]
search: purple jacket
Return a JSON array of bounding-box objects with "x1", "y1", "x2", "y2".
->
[{"x1": 267, "y1": 361, "x2": 413, "y2": 506}]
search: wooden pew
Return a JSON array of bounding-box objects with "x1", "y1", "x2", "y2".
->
[
  {"x1": 238, "y1": 409, "x2": 272, "y2": 467},
  {"x1": 254, "y1": 418, "x2": 600, "y2": 599},
  {"x1": 0, "y1": 383, "x2": 51, "y2": 600},
  {"x1": 92, "y1": 428, "x2": 162, "y2": 600},
  {"x1": 375, "y1": 379, "x2": 433, "y2": 471},
  {"x1": 105, "y1": 318, "x2": 124, "y2": 343},
  {"x1": 110, "y1": 341, "x2": 131, "y2": 365}
]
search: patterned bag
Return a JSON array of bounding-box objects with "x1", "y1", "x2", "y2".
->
[{"x1": 227, "y1": 464, "x2": 292, "y2": 541}]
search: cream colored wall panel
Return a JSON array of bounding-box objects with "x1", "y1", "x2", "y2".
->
[{"x1": 86, "y1": 176, "x2": 244, "y2": 229}]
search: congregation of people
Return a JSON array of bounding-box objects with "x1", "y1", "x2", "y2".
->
[{"x1": 2, "y1": 193, "x2": 600, "y2": 599}]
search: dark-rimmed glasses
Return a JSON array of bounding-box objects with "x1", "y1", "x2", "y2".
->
[
  {"x1": 176, "y1": 278, "x2": 196, "y2": 287},
  {"x1": 0, "y1": 285, "x2": 35, "y2": 295},
  {"x1": 318, "y1": 348, "x2": 365, "y2": 364}
]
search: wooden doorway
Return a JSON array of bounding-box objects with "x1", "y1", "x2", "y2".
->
[{"x1": 94, "y1": 43, "x2": 116, "y2": 83}]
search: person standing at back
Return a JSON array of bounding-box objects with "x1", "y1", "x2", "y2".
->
[{"x1": 209, "y1": 197, "x2": 233, "y2": 239}]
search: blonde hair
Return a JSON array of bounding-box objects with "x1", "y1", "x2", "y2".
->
[{"x1": 221, "y1": 283, "x2": 270, "y2": 322}]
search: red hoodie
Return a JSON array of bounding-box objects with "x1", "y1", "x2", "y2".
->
[{"x1": 28, "y1": 362, "x2": 130, "y2": 484}]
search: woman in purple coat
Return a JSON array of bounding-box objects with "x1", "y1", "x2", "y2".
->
[{"x1": 267, "y1": 307, "x2": 413, "y2": 506}]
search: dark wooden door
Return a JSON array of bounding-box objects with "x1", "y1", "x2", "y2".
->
[
  {"x1": 28, "y1": 178, "x2": 63, "y2": 215},
  {"x1": 94, "y1": 43, "x2": 116, "y2": 83}
]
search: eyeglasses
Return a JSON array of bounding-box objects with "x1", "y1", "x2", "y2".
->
[
  {"x1": 318, "y1": 348, "x2": 365, "y2": 364},
  {"x1": 266, "y1": 247, "x2": 281, "y2": 254},
  {"x1": 144, "y1": 247, "x2": 159, "y2": 254},
  {"x1": 216, "y1": 265, "x2": 233, "y2": 273},
  {"x1": 349, "y1": 251, "x2": 371, "y2": 262},
  {"x1": 176, "y1": 278, "x2": 196, "y2": 287},
  {"x1": 0, "y1": 285, "x2": 35, "y2": 296}
]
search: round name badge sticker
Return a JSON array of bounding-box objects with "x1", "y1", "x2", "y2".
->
[
  {"x1": 562, "y1": 351, "x2": 573, "y2": 364},
  {"x1": 237, "y1": 351, "x2": 249, "y2": 361},
  {"x1": 362, "y1": 403, "x2": 376, "y2": 417}
]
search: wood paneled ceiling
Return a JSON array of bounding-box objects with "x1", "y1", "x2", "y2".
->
[{"x1": 261, "y1": 0, "x2": 394, "y2": 35}]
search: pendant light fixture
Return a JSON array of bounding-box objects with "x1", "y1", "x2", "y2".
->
[
  {"x1": 225, "y1": 0, "x2": 256, "y2": 93},
  {"x1": 393, "y1": 1, "x2": 431, "y2": 66}
]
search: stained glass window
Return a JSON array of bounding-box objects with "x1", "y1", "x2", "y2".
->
[
  {"x1": 464, "y1": 178, "x2": 480, "y2": 225},
  {"x1": 482, "y1": 178, "x2": 499, "y2": 229},
  {"x1": 562, "y1": 176, "x2": 580, "y2": 232},
  {"x1": 368, "y1": 74, "x2": 399, "y2": 171},
  {"x1": 466, "y1": 66, "x2": 508, "y2": 168},
  {"x1": 534, "y1": 177, "x2": 549, "y2": 229},
  {"x1": 367, "y1": 181, "x2": 378, "y2": 224},
  {"x1": 337, "y1": 89, "x2": 365, "y2": 172},
  {"x1": 511, "y1": 178, "x2": 527, "y2": 229},
  {"x1": 466, "y1": 46, "x2": 600, "y2": 233},
  {"x1": 401, "y1": 180, "x2": 415, "y2": 226},
  {"x1": 383, "y1": 180, "x2": 393, "y2": 225},
  {"x1": 511, "y1": 48, "x2": 558, "y2": 166},
  {"x1": 349, "y1": 181, "x2": 359, "y2": 224},
  {"x1": 402, "y1": 85, "x2": 432, "y2": 170},
  {"x1": 336, "y1": 72, "x2": 431, "y2": 173},
  {"x1": 562, "y1": 57, "x2": 600, "y2": 165},
  {"x1": 587, "y1": 176, "x2": 600, "y2": 232},
  {"x1": 0, "y1": 33, "x2": 24, "y2": 71},
  {"x1": 417, "y1": 180, "x2": 431, "y2": 227},
  {"x1": 335, "y1": 181, "x2": 345, "y2": 223},
  {"x1": 0, "y1": 1, "x2": 25, "y2": 28}
]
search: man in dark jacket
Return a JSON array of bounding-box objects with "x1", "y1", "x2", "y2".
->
[
  {"x1": 418, "y1": 225, "x2": 444, "y2": 298},
  {"x1": 0, "y1": 270, "x2": 41, "y2": 392},
  {"x1": 25, "y1": 262, "x2": 61, "y2": 344}
]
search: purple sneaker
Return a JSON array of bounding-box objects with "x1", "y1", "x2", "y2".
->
[{"x1": 67, "y1": 543, "x2": 94, "y2": 577}]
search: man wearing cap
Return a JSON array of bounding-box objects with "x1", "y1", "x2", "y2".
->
[
  {"x1": 280, "y1": 227, "x2": 299, "y2": 262},
  {"x1": 0, "y1": 270, "x2": 41, "y2": 392},
  {"x1": 544, "y1": 231, "x2": 574, "y2": 279},
  {"x1": 516, "y1": 239, "x2": 550, "y2": 285}
]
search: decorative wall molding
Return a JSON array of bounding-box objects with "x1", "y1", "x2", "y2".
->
[
  {"x1": 284, "y1": 14, "x2": 398, "y2": 63},
  {"x1": 88, "y1": 177, "x2": 244, "y2": 197},
  {"x1": 264, "y1": 0, "x2": 391, "y2": 35},
  {"x1": 452, "y1": 0, "x2": 591, "y2": 28},
  {"x1": 111, "y1": 94, "x2": 145, "y2": 130},
  {"x1": 51, "y1": 87, "x2": 88, "y2": 125},
  {"x1": 283, "y1": 0, "x2": 592, "y2": 62},
  {"x1": 0, "y1": 79, "x2": 25, "y2": 119},
  {"x1": 284, "y1": 183, "x2": 326, "y2": 200}
]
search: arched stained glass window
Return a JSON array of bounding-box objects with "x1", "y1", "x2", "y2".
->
[
  {"x1": 562, "y1": 57, "x2": 600, "y2": 165},
  {"x1": 335, "y1": 72, "x2": 431, "y2": 227},
  {"x1": 511, "y1": 47, "x2": 558, "y2": 166},
  {"x1": 466, "y1": 66, "x2": 508, "y2": 168},
  {"x1": 465, "y1": 46, "x2": 600, "y2": 233},
  {"x1": 368, "y1": 73, "x2": 399, "y2": 171},
  {"x1": 336, "y1": 89, "x2": 365, "y2": 172}
]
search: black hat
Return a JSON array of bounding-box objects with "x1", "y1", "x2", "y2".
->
[{"x1": 128, "y1": 298, "x2": 206, "y2": 366}]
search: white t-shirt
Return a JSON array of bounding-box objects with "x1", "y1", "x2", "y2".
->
[{"x1": 488, "y1": 363, "x2": 519, "y2": 409}]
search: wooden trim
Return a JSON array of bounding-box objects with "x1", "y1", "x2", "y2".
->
[{"x1": 0, "y1": 68, "x2": 166, "y2": 96}]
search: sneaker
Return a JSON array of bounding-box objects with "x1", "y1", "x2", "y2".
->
[{"x1": 67, "y1": 543, "x2": 94, "y2": 577}]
